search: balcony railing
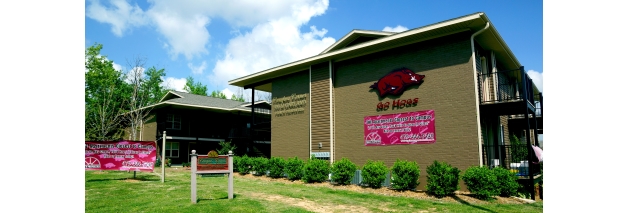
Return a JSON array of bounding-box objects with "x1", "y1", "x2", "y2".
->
[
  {"x1": 482, "y1": 144, "x2": 541, "y2": 177},
  {"x1": 478, "y1": 67, "x2": 535, "y2": 107}
]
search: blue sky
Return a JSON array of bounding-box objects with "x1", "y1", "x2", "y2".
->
[{"x1": 85, "y1": 0, "x2": 542, "y2": 99}]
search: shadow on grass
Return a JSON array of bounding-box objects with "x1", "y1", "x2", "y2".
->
[
  {"x1": 448, "y1": 195, "x2": 498, "y2": 213},
  {"x1": 196, "y1": 194, "x2": 240, "y2": 203}
]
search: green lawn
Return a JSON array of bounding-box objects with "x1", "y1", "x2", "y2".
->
[{"x1": 85, "y1": 168, "x2": 542, "y2": 213}]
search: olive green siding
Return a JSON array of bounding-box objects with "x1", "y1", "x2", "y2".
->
[
  {"x1": 332, "y1": 32, "x2": 478, "y2": 190},
  {"x1": 271, "y1": 71, "x2": 311, "y2": 161},
  {"x1": 310, "y1": 62, "x2": 331, "y2": 153}
]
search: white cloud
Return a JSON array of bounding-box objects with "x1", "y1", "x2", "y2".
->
[
  {"x1": 123, "y1": 67, "x2": 145, "y2": 84},
  {"x1": 188, "y1": 61, "x2": 207, "y2": 75},
  {"x1": 86, "y1": 0, "x2": 331, "y2": 61},
  {"x1": 209, "y1": 0, "x2": 335, "y2": 89},
  {"x1": 85, "y1": 0, "x2": 147, "y2": 37},
  {"x1": 161, "y1": 77, "x2": 187, "y2": 92},
  {"x1": 221, "y1": 88, "x2": 234, "y2": 99},
  {"x1": 382, "y1": 25, "x2": 408, "y2": 33},
  {"x1": 527, "y1": 70, "x2": 543, "y2": 92},
  {"x1": 112, "y1": 62, "x2": 123, "y2": 72}
]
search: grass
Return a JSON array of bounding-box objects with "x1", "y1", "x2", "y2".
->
[{"x1": 85, "y1": 168, "x2": 542, "y2": 213}]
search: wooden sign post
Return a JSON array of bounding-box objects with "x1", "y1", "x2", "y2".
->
[{"x1": 191, "y1": 150, "x2": 234, "y2": 203}]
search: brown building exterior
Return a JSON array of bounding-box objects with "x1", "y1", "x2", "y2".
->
[
  {"x1": 229, "y1": 13, "x2": 542, "y2": 192},
  {"x1": 124, "y1": 91, "x2": 271, "y2": 164}
]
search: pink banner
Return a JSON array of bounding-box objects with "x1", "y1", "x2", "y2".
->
[
  {"x1": 85, "y1": 141, "x2": 157, "y2": 172},
  {"x1": 364, "y1": 110, "x2": 436, "y2": 146}
]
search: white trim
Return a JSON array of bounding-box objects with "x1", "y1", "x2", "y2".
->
[
  {"x1": 329, "y1": 60, "x2": 334, "y2": 163},
  {"x1": 158, "y1": 90, "x2": 184, "y2": 102},
  {"x1": 198, "y1": 138, "x2": 224, "y2": 142},
  {"x1": 320, "y1": 30, "x2": 394, "y2": 54},
  {"x1": 164, "y1": 136, "x2": 225, "y2": 142},
  {"x1": 471, "y1": 22, "x2": 490, "y2": 166},
  {"x1": 165, "y1": 141, "x2": 180, "y2": 158},
  {"x1": 309, "y1": 65, "x2": 312, "y2": 157},
  {"x1": 228, "y1": 13, "x2": 483, "y2": 86}
]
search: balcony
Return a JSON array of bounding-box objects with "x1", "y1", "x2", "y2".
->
[
  {"x1": 481, "y1": 144, "x2": 541, "y2": 178},
  {"x1": 478, "y1": 67, "x2": 538, "y2": 116}
]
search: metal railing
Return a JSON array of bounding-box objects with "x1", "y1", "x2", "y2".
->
[
  {"x1": 478, "y1": 67, "x2": 535, "y2": 106},
  {"x1": 482, "y1": 144, "x2": 541, "y2": 176}
]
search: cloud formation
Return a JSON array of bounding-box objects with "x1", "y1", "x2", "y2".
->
[
  {"x1": 161, "y1": 77, "x2": 187, "y2": 92},
  {"x1": 382, "y1": 25, "x2": 408, "y2": 33},
  {"x1": 527, "y1": 70, "x2": 543, "y2": 92},
  {"x1": 86, "y1": 0, "x2": 147, "y2": 37},
  {"x1": 210, "y1": 0, "x2": 335, "y2": 96},
  {"x1": 87, "y1": 0, "x2": 335, "y2": 99},
  {"x1": 188, "y1": 61, "x2": 207, "y2": 75}
]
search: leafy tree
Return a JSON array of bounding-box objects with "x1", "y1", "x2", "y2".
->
[
  {"x1": 85, "y1": 43, "x2": 129, "y2": 141},
  {"x1": 183, "y1": 76, "x2": 208, "y2": 96},
  {"x1": 231, "y1": 88, "x2": 245, "y2": 102},
  {"x1": 211, "y1": 90, "x2": 227, "y2": 99},
  {"x1": 121, "y1": 56, "x2": 169, "y2": 140}
]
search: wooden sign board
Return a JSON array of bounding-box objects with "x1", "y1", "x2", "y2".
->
[{"x1": 197, "y1": 155, "x2": 228, "y2": 171}]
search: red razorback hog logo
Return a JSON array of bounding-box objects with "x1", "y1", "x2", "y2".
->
[{"x1": 370, "y1": 68, "x2": 425, "y2": 97}]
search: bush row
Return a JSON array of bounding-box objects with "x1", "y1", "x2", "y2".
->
[{"x1": 232, "y1": 155, "x2": 520, "y2": 200}]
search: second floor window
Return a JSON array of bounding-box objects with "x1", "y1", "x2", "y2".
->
[{"x1": 166, "y1": 114, "x2": 181, "y2": 130}]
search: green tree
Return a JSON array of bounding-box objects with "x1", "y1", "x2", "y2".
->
[
  {"x1": 211, "y1": 90, "x2": 227, "y2": 99},
  {"x1": 231, "y1": 94, "x2": 245, "y2": 102},
  {"x1": 183, "y1": 76, "x2": 208, "y2": 96},
  {"x1": 121, "y1": 56, "x2": 169, "y2": 140},
  {"x1": 85, "y1": 43, "x2": 129, "y2": 141}
]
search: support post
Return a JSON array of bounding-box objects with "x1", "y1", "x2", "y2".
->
[
  {"x1": 191, "y1": 150, "x2": 197, "y2": 203},
  {"x1": 162, "y1": 131, "x2": 166, "y2": 183},
  {"x1": 228, "y1": 151, "x2": 234, "y2": 199},
  {"x1": 251, "y1": 87, "x2": 255, "y2": 154}
]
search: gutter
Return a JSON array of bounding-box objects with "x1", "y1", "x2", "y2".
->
[{"x1": 471, "y1": 22, "x2": 489, "y2": 166}]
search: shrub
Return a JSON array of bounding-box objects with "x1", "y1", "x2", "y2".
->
[
  {"x1": 493, "y1": 167, "x2": 519, "y2": 197},
  {"x1": 217, "y1": 141, "x2": 238, "y2": 155},
  {"x1": 251, "y1": 157, "x2": 269, "y2": 176},
  {"x1": 166, "y1": 158, "x2": 172, "y2": 167},
  {"x1": 236, "y1": 155, "x2": 252, "y2": 175},
  {"x1": 285, "y1": 157, "x2": 304, "y2": 181},
  {"x1": 390, "y1": 159, "x2": 420, "y2": 191},
  {"x1": 267, "y1": 157, "x2": 286, "y2": 178},
  {"x1": 426, "y1": 161, "x2": 461, "y2": 197},
  {"x1": 302, "y1": 156, "x2": 330, "y2": 183},
  {"x1": 182, "y1": 162, "x2": 191, "y2": 167},
  {"x1": 361, "y1": 160, "x2": 389, "y2": 188},
  {"x1": 462, "y1": 166, "x2": 499, "y2": 200},
  {"x1": 331, "y1": 157, "x2": 357, "y2": 185}
]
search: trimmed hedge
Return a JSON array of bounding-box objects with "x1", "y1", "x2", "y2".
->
[
  {"x1": 331, "y1": 157, "x2": 357, "y2": 185},
  {"x1": 285, "y1": 157, "x2": 304, "y2": 181},
  {"x1": 302, "y1": 156, "x2": 330, "y2": 183},
  {"x1": 462, "y1": 166, "x2": 499, "y2": 200},
  {"x1": 267, "y1": 157, "x2": 286, "y2": 178},
  {"x1": 426, "y1": 160, "x2": 460, "y2": 197},
  {"x1": 390, "y1": 159, "x2": 420, "y2": 191},
  {"x1": 493, "y1": 167, "x2": 519, "y2": 197},
  {"x1": 236, "y1": 155, "x2": 252, "y2": 175},
  {"x1": 361, "y1": 160, "x2": 389, "y2": 188},
  {"x1": 251, "y1": 157, "x2": 269, "y2": 176}
]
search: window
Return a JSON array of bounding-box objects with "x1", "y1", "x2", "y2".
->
[
  {"x1": 166, "y1": 114, "x2": 181, "y2": 130},
  {"x1": 165, "y1": 142, "x2": 179, "y2": 158}
]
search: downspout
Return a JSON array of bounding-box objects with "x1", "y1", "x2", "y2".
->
[{"x1": 471, "y1": 22, "x2": 490, "y2": 166}]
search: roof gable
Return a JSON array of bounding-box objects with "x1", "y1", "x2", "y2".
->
[{"x1": 320, "y1": 30, "x2": 394, "y2": 54}]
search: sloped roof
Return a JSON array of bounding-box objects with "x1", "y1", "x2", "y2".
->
[
  {"x1": 140, "y1": 91, "x2": 268, "y2": 113},
  {"x1": 228, "y1": 12, "x2": 539, "y2": 93},
  {"x1": 320, "y1": 30, "x2": 394, "y2": 54}
]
